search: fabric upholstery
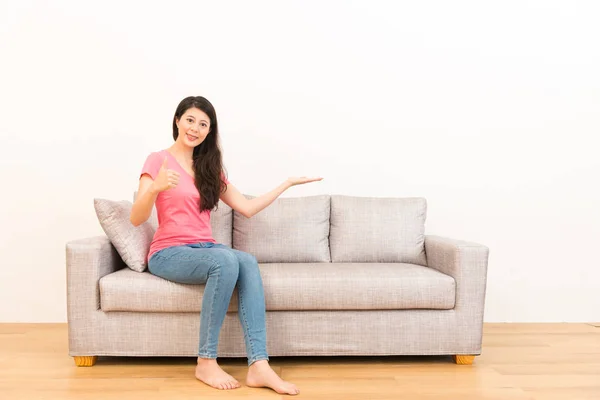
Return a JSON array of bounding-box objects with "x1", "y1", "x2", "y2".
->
[
  {"x1": 94, "y1": 199, "x2": 157, "y2": 272},
  {"x1": 425, "y1": 234, "x2": 490, "y2": 347},
  {"x1": 211, "y1": 201, "x2": 233, "y2": 247},
  {"x1": 233, "y1": 195, "x2": 331, "y2": 262},
  {"x1": 329, "y1": 195, "x2": 427, "y2": 265},
  {"x1": 67, "y1": 309, "x2": 480, "y2": 357},
  {"x1": 99, "y1": 262, "x2": 455, "y2": 312}
]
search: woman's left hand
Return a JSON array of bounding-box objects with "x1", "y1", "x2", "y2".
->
[{"x1": 286, "y1": 176, "x2": 324, "y2": 187}]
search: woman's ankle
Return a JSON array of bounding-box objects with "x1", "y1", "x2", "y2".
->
[{"x1": 249, "y1": 359, "x2": 269, "y2": 368}]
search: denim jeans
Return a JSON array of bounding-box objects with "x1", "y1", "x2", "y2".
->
[{"x1": 148, "y1": 242, "x2": 269, "y2": 366}]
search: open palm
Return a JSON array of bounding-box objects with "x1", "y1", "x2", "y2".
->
[{"x1": 287, "y1": 176, "x2": 323, "y2": 186}]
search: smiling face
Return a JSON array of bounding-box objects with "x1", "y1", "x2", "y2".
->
[{"x1": 175, "y1": 107, "x2": 211, "y2": 147}]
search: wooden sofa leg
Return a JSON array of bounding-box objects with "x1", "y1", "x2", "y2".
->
[
  {"x1": 74, "y1": 356, "x2": 98, "y2": 367},
  {"x1": 452, "y1": 355, "x2": 475, "y2": 365}
]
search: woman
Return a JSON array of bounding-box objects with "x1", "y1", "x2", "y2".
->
[{"x1": 130, "y1": 96, "x2": 322, "y2": 395}]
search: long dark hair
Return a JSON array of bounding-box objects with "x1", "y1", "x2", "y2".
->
[{"x1": 172, "y1": 96, "x2": 227, "y2": 212}]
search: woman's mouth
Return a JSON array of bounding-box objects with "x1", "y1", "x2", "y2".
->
[{"x1": 186, "y1": 133, "x2": 199, "y2": 141}]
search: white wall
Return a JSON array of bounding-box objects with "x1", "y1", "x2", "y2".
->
[{"x1": 1, "y1": 0, "x2": 598, "y2": 323}]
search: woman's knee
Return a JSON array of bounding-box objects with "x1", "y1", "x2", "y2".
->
[
  {"x1": 209, "y1": 250, "x2": 240, "y2": 279},
  {"x1": 234, "y1": 251, "x2": 260, "y2": 272}
]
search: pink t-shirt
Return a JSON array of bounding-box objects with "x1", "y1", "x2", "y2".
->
[{"x1": 140, "y1": 149, "x2": 230, "y2": 261}]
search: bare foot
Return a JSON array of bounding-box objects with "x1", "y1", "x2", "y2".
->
[
  {"x1": 195, "y1": 358, "x2": 240, "y2": 390},
  {"x1": 246, "y1": 360, "x2": 300, "y2": 395}
]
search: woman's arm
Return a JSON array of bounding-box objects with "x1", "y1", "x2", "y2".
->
[
  {"x1": 130, "y1": 175, "x2": 159, "y2": 226},
  {"x1": 220, "y1": 181, "x2": 290, "y2": 218},
  {"x1": 131, "y1": 157, "x2": 180, "y2": 226},
  {"x1": 220, "y1": 176, "x2": 322, "y2": 218}
]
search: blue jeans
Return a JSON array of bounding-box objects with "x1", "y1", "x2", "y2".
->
[{"x1": 148, "y1": 242, "x2": 269, "y2": 366}]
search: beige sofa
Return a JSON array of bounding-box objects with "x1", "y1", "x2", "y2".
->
[{"x1": 66, "y1": 195, "x2": 489, "y2": 367}]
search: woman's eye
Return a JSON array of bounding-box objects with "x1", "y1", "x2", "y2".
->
[
  {"x1": 202, "y1": 123, "x2": 207, "y2": 127},
  {"x1": 187, "y1": 119, "x2": 193, "y2": 123}
]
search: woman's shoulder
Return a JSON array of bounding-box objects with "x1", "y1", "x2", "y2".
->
[
  {"x1": 151, "y1": 149, "x2": 169, "y2": 156},
  {"x1": 145, "y1": 149, "x2": 168, "y2": 161},
  {"x1": 141, "y1": 150, "x2": 169, "y2": 172}
]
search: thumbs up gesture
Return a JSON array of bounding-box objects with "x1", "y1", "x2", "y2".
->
[{"x1": 152, "y1": 157, "x2": 180, "y2": 192}]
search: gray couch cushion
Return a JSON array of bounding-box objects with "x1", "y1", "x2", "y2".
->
[
  {"x1": 99, "y1": 263, "x2": 455, "y2": 312},
  {"x1": 329, "y1": 195, "x2": 428, "y2": 265},
  {"x1": 210, "y1": 201, "x2": 233, "y2": 247},
  {"x1": 232, "y1": 195, "x2": 331, "y2": 262}
]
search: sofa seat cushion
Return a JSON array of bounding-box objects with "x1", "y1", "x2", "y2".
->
[{"x1": 99, "y1": 263, "x2": 455, "y2": 312}]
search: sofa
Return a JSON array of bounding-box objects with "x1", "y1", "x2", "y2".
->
[{"x1": 66, "y1": 194, "x2": 489, "y2": 367}]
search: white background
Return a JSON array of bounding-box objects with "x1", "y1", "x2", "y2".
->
[{"x1": 1, "y1": 0, "x2": 598, "y2": 322}]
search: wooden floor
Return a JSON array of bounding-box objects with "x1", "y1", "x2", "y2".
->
[{"x1": 1, "y1": 324, "x2": 599, "y2": 399}]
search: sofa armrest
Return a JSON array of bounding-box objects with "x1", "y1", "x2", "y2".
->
[
  {"x1": 425, "y1": 235, "x2": 489, "y2": 314},
  {"x1": 66, "y1": 235, "x2": 124, "y2": 317}
]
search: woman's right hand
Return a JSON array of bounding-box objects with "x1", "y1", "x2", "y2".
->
[{"x1": 151, "y1": 157, "x2": 180, "y2": 192}]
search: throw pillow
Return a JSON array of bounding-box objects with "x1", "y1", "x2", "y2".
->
[{"x1": 94, "y1": 198, "x2": 157, "y2": 272}]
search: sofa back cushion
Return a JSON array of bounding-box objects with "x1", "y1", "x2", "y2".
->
[
  {"x1": 329, "y1": 195, "x2": 427, "y2": 265},
  {"x1": 210, "y1": 201, "x2": 234, "y2": 247},
  {"x1": 233, "y1": 195, "x2": 331, "y2": 262}
]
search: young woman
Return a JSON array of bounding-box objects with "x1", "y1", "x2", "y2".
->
[{"x1": 130, "y1": 96, "x2": 322, "y2": 395}]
